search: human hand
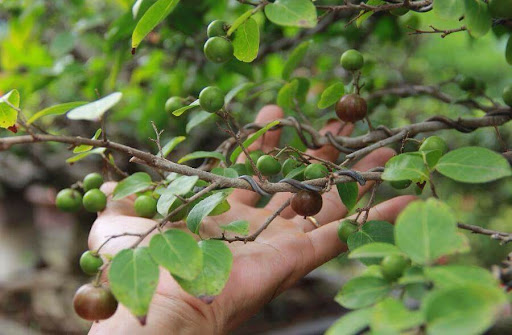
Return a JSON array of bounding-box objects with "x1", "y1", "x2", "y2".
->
[{"x1": 88, "y1": 105, "x2": 415, "y2": 334}]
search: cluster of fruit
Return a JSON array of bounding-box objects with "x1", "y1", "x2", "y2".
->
[
  {"x1": 55, "y1": 173, "x2": 106, "y2": 213},
  {"x1": 204, "y1": 20, "x2": 233, "y2": 63}
]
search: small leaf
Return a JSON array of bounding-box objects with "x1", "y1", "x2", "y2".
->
[
  {"x1": 73, "y1": 129, "x2": 102, "y2": 153},
  {"x1": 335, "y1": 276, "x2": 392, "y2": 309},
  {"x1": 0, "y1": 90, "x2": 20, "y2": 129},
  {"x1": 277, "y1": 79, "x2": 299, "y2": 109},
  {"x1": 66, "y1": 147, "x2": 105, "y2": 164},
  {"x1": 187, "y1": 192, "x2": 229, "y2": 234},
  {"x1": 507, "y1": 35, "x2": 512, "y2": 66},
  {"x1": 325, "y1": 308, "x2": 373, "y2": 335},
  {"x1": 318, "y1": 82, "x2": 345, "y2": 109},
  {"x1": 355, "y1": 0, "x2": 386, "y2": 27},
  {"x1": 229, "y1": 120, "x2": 280, "y2": 163},
  {"x1": 172, "y1": 99, "x2": 199, "y2": 117},
  {"x1": 233, "y1": 17, "x2": 260, "y2": 63},
  {"x1": 109, "y1": 248, "x2": 159, "y2": 319},
  {"x1": 264, "y1": 0, "x2": 317, "y2": 28},
  {"x1": 160, "y1": 136, "x2": 186, "y2": 157},
  {"x1": 282, "y1": 41, "x2": 311, "y2": 80},
  {"x1": 336, "y1": 181, "x2": 358, "y2": 211},
  {"x1": 227, "y1": 9, "x2": 254, "y2": 36},
  {"x1": 211, "y1": 167, "x2": 239, "y2": 178},
  {"x1": 425, "y1": 265, "x2": 498, "y2": 289},
  {"x1": 349, "y1": 242, "x2": 403, "y2": 260},
  {"x1": 132, "y1": 0, "x2": 145, "y2": 18},
  {"x1": 433, "y1": 0, "x2": 465, "y2": 20},
  {"x1": 371, "y1": 298, "x2": 424, "y2": 333},
  {"x1": 67, "y1": 92, "x2": 122, "y2": 121},
  {"x1": 464, "y1": 0, "x2": 492, "y2": 38},
  {"x1": 174, "y1": 240, "x2": 233, "y2": 299},
  {"x1": 381, "y1": 153, "x2": 429, "y2": 183},
  {"x1": 27, "y1": 101, "x2": 87, "y2": 125},
  {"x1": 157, "y1": 176, "x2": 198, "y2": 216},
  {"x1": 132, "y1": 0, "x2": 180, "y2": 49},
  {"x1": 186, "y1": 111, "x2": 214, "y2": 134},
  {"x1": 178, "y1": 151, "x2": 226, "y2": 164},
  {"x1": 113, "y1": 172, "x2": 152, "y2": 200},
  {"x1": 347, "y1": 220, "x2": 394, "y2": 265},
  {"x1": 436, "y1": 147, "x2": 512, "y2": 183},
  {"x1": 224, "y1": 82, "x2": 255, "y2": 105},
  {"x1": 220, "y1": 220, "x2": 249, "y2": 235},
  {"x1": 149, "y1": 229, "x2": 203, "y2": 280}
]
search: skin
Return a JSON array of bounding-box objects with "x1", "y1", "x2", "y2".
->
[{"x1": 88, "y1": 105, "x2": 415, "y2": 334}]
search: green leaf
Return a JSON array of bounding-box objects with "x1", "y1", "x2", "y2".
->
[
  {"x1": 178, "y1": 151, "x2": 226, "y2": 164},
  {"x1": 149, "y1": 229, "x2": 203, "y2": 280},
  {"x1": 425, "y1": 265, "x2": 498, "y2": 289},
  {"x1": 131, "y1": 0, "x2": 180, "y2": 49},
  {"x1": 294, "y1": 77, "x2": 310, "y2": 105},
  {"x1": 211, "y1": 167, "x2": 239, "y2": 178},
  {"x1": 336, "y1": 181, "x2": 358, "y2": 211},
  {"x1": 157, "y1": 176, "x2": 198, "y2": 216},
  {"x1": 172, "y1": 99, "x2": 199, "y2": 117},
  {"x1": 73, "y1": 128, "x2": 102, "y2": 153},
  {"x1": 318, "y1": 82, "x2": 345, "y2": 109},
  {"x1": 325, "y1": 308, "x2": 373, "y2": 335},
  {"x1": 229, "y1": 120, "x2": 280, "y2": 163},
  {"x1": 233, "y1": 17, "x2": 260, "y2": 63},
  {"x1": 335, "y1": 276, "x2": 391, "y2": 309},
  {"x1": 186, "y1": 111, "x2": 214, "y2": 134},
  {"x1": 282, "y1": 41, "x2": 311, "y2": 80},
  {"x1": 66, "y1": 147, "x2": 105, "y2": 164},
  {"x1": 174, "y1": 240, "x2": 233, "y2": 299},
  {"x1": 108, "y1": 248, "x2": 159, "y2": 319},
  {"x1": 464, "y1": 0, "x2": 492, "y2": 38},
  {"x1": 67, "y1": 92, "x2": 122, "y2": 121},
  {"x1": 349, "y1": 242, "x2": 403, "y2": 260},
  {"x1": 264, "y1": 0, "x2": 317, "y2": 28},
  {"x1": 113, "y1": 172, "x2": 153, "y2": 200},
  {"x1": 227, "y1": 9, "x2": 254, "y2": 36},
  {"x1": 187, "y1": 192, "x2": 229, "y2": 234},
  {"x1": 0, "y1": 90, "x2": 20, "y2": 129},
  {"x1": 381, "y1": 152, "x2": 429, "y2": 183},
  {"x1": 277, "y1": 79, "x2": 299, "y2": 109},
  {"x1": 433, "y1": 0, "x2": 465, "y2": 20},
  {"x1": 395, "y1": 198, "x2": 469, "y2": 265},
  {"x1": 371, "y1": 298, "x2": 424, "y2": 333},
  {"x1": 220, "y1": 220, "x2": 249, "y2": 235},
  {"x1": 436, "y1": 147, "x2": 512, "y2": 183},
  {"x1": 355, "y1": 0, "x2": 386, "y2": 27},
  {"x1": 27, "y1": 101, "x2": 87, "y2": 125},
  {"x1": 423, "y1": 284, "x2": 506, "y2": 335},
  {"x1": 347, "y1": 220, "x2": 395, "y2": 265},
  {"x1": 160, "y1": 136, "x2": 186, "y2": 157},
  {"x1": 507, "y1": 35, "x2": 512, "y2": 66},
  {"x1": 224, "y1": 82, "x2": 255, "y2": 105}
]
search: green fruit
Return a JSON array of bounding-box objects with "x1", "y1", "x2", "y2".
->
[
  {"x1": 73, "y1": 284, "x2": 118, "y2": 321},
  {"x1": 231, "y1": 163, "x2": 248, "y2": 176},
  {"x1": 361, "y1": 265, "x2": 384, "y2": 278},
  {"x1": 381, "y1": 254, "x2": 411, "y2": 281},
  {"x1": 489, "y1": 0, "x2": 512, "y2": 19},
  {"x1": 56, "y1": 188, "x2": 82, "y2": 212},
  {"x1": 83, "y1": 173, "x2": 104, "y2": 192},
  {"x1": 458, "y1": 75, "x2": 476, "y2": 91},
  {"x1": 82, "y1": 189, "x2": 107, "y2": 213},
  {"x1": 340, "y1": 49, "x2": 364, "y2": 71},
  {"x1": 245, "y1": 150, "x2": 264, "y2": 175},
  {"x1": 282, "y1": 158, "x2": 303, "y2": 177},
  {"x1": 79, "y1": 251, "x2": 103, "y2": 275},
  {"x1": 134, "y1": 195, "x2": 157, "y2": 218},
  {"x1": 304, "y1": 163, "x2": 329, "y2": 180},
  {"x1": 165, "y1": 96, "x2": 184, "y2": 113},
  {"x1": 337, "y1": 219, "x2": 357, "y2": 243},
  {"x1": 203, "y1": 37, "x2": 233, "y2": 63},
  {"x1": 419, "y1": 136, "x2": 449, "y2": 155},
  {"x1": 256, "y1": 155, "x2": 282, "y2": 176},
  {"x1": 383, "y1": 95, "x2": 399, "y2": 108},
  {"x1": 390, "y1": 7, "x2": 409, "y2": 16},
  {"x1": 503, "y1": 85, "x2": 512, "y2": 107},
  {"x1": 390, "y1": 180, "x2": 412, "y2": 190},
  {"x1": 207, "y1": 20, "x2": 227, "y2": 37},
  {"x1": 199, "y1": 86, "x2": 225, "y2": 113}
]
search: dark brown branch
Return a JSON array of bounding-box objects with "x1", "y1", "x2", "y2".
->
[
  {"x1": 458, "y1": 223, "x2": 512, "y2": 244},
  {"x1": 408, "y1": 25, "x2": 467, "y2": 38}
]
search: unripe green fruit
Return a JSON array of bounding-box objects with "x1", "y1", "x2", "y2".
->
[
  {"x1": 282, "y1": 158, "x2": 303, "y2": 177},
  {"x1": 337, "y1": 219, "x2": 357, "y2": 243},
  {"x1": 503, "y1": 85, "x2": 512, "y2": 107},
  {"x1": 419, "y1": 136, "x2": 449, "y2": 155},
  {"x1": 73, "y1": 284, "x2": 118, "y2": 321},
  {"x1": 134, "y1": 195, "x2": 157, "y2": 218},
  {"x1": 231, "y1": 163, "x2": 248, "y2": 176},
  {"x1": 304, "y1": 163, "x2": 329, "y2": 180},
  {"x1": 390, "y1": 180, "x2": 412, "y2": 190},
  {"x1": 204, "y1": 37, "x2": 233, "y2": 63},
  {"x1": 256, "y1": 155, "x2": 282, "y2": 176},
  {"x1": 79, "y1": 251, "x2": 103, "y2": 275},
  {"x1": 165, "y1": 96, "x2": 184, "y2": 113},
  {"x1": 361, "y1": 265, "x2": 384, "y2": 278},
  {"x1": 199, "y1": 86, "x2": 225, "y2": 113},
  {"x1": 383, "y1": 95, "x2": 399, "y2": 109},
  {"x1": 82, "y1": 189, "x2": 107, "y2": 213},
  {"x1": 381, "y1": 254, "x2": 410, "y2": 281},
  {"x1": 83, "y1": 173, "x2": 104, "y2": 192},
  {"x1": 340, "y1": 49, "x2": 364, "y2": 71},
  {"x1": 245, "y1": 150, "x2": 264, "y2": 175},
  {"x1": 207, "y1": 20, "x2": 227, "y2": 37},
  {"x1": 56, "y1": 188, "x2": 82, "y2": 212},
  {"x1": 489, "y1": 0, "x2": 512, "y2": 19},
  {"x1": 390, "y1": 7, "x2": 409, "y2": 16},
  {"x1": 458, "y1": 75, "x2": 476, "y2": 91}
]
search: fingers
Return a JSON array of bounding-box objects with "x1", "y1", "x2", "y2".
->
[
  {"x1": 230, "y1": 105, "x2": 284, "y2": 206},
  {"x1": 99, "y1": 182, "x2": 138, "y2": 217}
]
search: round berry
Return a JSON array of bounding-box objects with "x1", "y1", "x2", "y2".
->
[
  {"x1": 340, "y1": 49, "x2": 364, "y2": 71},
  {"x1": 73, "y1": 283, "x2": 118, "y2": 321},
  {"x1": 337, "y1": 219, "x2": 358, "y2": 243},
  {"x1": 82, "y1": 189, "x2": 107, "y2": 213},
  {"x1": 134, "y1": 195, "x2": 157, "y2": 218},
  {"x1": 204, "y1": 37, "x2": 233, "y2": 63},
  {"x1": 304, "y1": 163, "x2": 329, "y2": 180},
  {"x1": 381, "y1": 254, "x2": 411, "y2": 281},
  {"x1": 282, "y1": 158, "x2": 304, "y2": 177},
  {"x1": 291, "y1": 190, "x2": 323, "y2": 217},
  {"x1": 245, "y1": 150, "x2": 264, "y2": 175},
  {"x1": 56, "y1": 188, "x2": 82, "y2": 212},
  {"x1": 256, "y1": 155, "x2": 282, "y2": 176},
  {"x1": 458, "y1": 75, "x2": 476, "y2": 92},
  {"x1": 79, "y1": 251, "x2": 103, "y2": 275},
  {"x1": 419, "y1": 136, "x2": 448, "y2": 155},
  {"x1": 503, "y1": 85, "x2": 512, "y2": 107},
  {"x1": 335, "y1": 94, "x2": 368, "y2": 123},
  {"x1": 199, "y1": 86, "x2": 225, "y2": 113},
  {"x1": 390, "y1": 180, "x2": 412, "y2": 190},
  {"x1": 83, "y1": 173, "x2": 104, "y2": 192},
  {"x1": 207, "y1": 20, "x2": 227, "y2": 37},
  {"x1": 165, "y1": 96, "x2": 185, "y2": 113}
]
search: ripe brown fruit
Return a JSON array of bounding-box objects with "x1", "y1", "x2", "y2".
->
[
  {"x1": 335, "y1": 94, "x2": 368, "y2": 123},
  {"x1": 73, "y1": 283, "x2": 118, "y2": 321},
  {"x1": 291, "y1": 190, "x2": 323, "y2": 217}
]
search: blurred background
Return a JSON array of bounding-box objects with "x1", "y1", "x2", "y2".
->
[{"x1": 2, "y1": 0, "x2": 512, "y2": 333}]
